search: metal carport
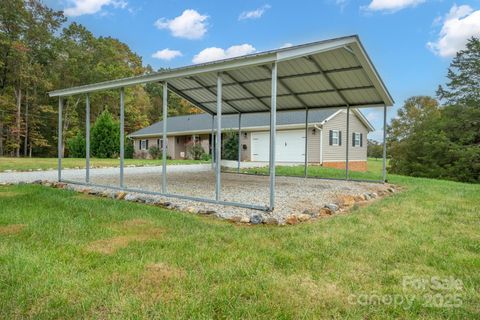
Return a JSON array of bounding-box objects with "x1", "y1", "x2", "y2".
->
[{"x1": 49, "y1": 35, "x2": 394, "y2": 211}]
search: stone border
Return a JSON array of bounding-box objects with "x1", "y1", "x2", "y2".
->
[{"x1": 1, "y1": 180, "x2": 397, "y2": 226}]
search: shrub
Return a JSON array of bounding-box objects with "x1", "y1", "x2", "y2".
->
[
  {"x1": 222, "y1": 131, "x2": 238, "y2": 160},
  {"x1": 125, "y1": 139, "x2": 134, "y2": 159},
  {"x1": 200, "y1": 153, "x2": 211, "y2": 161},
  {"x1": 186, "y1": 144, "x2": 205, "y2": 160},
  {"x1": 149, "y1": 146, "x2": 162, "y2": 159},
  {"x1": 90, "y1": 110, "x2": 120, "y2": 158},
  {"x1": 66, "y1": 133, "x2": 86, "y2": 158}
]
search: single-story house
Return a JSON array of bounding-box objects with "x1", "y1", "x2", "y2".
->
[{"x1": 128, "y1": 108, "x2": 373, "y2": 171}]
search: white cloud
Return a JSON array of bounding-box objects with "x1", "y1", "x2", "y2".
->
[
  {"x1": 280, "y1": 43, "x2": 293, "y2": 48},
  {"x1": 192, "y1": 44, "x2": 256, "y2": 64},
  {"x1": 335, "y1": 0, "x2": 349, "y2": 11},
  {"x1": 152, "y1": 49, "x2": 183, "y2": 61},
  {"x1": 365, "y1": 111, "x2": 381, "y2": 123},
  {"x1": 64, "y1": 0, "x2": 127, "y2": 17},
  {"x1": 427, "y1": 5, "x2": 480, "y2": 57},
  {"x1": 364, "y1": 0, "x2": 425, "y2": 12},
  {"x1": 239, "y1": 4, "x2": 271, "y2": 20},
  {"x1": 154, "y1": 9, "x2": 208, "y2": 40}
]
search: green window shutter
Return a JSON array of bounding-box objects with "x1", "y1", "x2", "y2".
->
[
  {"x1": 339, "y1": 131, "x2": 342, "y2": 146},
  {"x1": 329, "y1": 130, "x2": 333, "y2": 146},
  {"x1": 360, "y1": 133, "x2": 363, "y2": 147},
  {"x1": 352, "y1": 133, "x2": 355, "y2": 147}
]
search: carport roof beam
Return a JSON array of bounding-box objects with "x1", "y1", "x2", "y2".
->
[{"x1": 48, "y1": 35, "x2": 394, "y2": 112}]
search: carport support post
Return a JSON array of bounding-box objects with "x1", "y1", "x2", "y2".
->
[
  {"x1": 345, "y1": 105, "x2": 350, "y2": 180},
  {"x1": 215, "y1": 73, "x2": 222, "y2": 202},
  {"x1": 304, "y1": 108, "x2": 309, "y2": 177},
  {"x1": 162, "y1": 82, "x2": 168, "y2": 193},
  {"x1": 237, "y1": 113, "x2": 241, "y2": 173},
  {"x1": 58, "y1": 97, "x2": 63, "y2": 181},
  {"x1": 382, "y1": 104, "x2": 387, "y2": 182},
  {"x1": 211, "y1": 115, "x2": 215, "y2": 169},
  {"x1": 120, "y1": 88, "x2": 125, "y2": 188},
  {"x1": 86, "y1": 94, "x2": 90, "y2": 183},
  {"x1": 269, "y1": 62, "x2": 277, "y2": 210}
]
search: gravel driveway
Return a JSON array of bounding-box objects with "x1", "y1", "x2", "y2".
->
[{"x1": 1, "y1": 165, "x2": 391, "y2": 224}]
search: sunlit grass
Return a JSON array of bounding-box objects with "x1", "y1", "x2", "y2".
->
[
  {"x1": 0, "y1": 173, "x2": 478, "y2": 318},
  {"x1": 0, "y1": 157, "x2": 208, "y2": 172}
]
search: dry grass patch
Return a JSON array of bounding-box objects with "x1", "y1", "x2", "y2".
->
[
  {"x1": 111, "y1": 262, "x2": 186, "y2": 306},
  {"x1": 0, "y1": 224, "x2": 26, "y2": 235},
  {"x1": 268, "y1": 272, "x2": 349, "y2": 310},
  {"x1": 84, "y1": 219, "x2": 164, "y2": 254},
  {"x1": 0, "y1": 191, "x2": 25, "y2": 198}
]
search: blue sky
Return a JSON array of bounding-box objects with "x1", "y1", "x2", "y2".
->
[{"x1": 48, "y1": 0, "x2": 480, "y2": 140}]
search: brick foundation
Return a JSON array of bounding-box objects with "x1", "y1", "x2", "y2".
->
[{"x1": 322, "y1": 161, "x2": 368, "y2": 172}]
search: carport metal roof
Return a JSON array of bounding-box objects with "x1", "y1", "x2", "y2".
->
[
  {"x1": 50, "y1": 34, "x2": 392, "y2": 213},
  {"x1": 49, "y1": 35, "x2": 394, "y2": 113}
]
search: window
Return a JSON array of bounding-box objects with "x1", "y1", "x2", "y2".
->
[
  {"x1": 352, "y1": 133, "x2": 363, "y2": 147},
  {"x1": 329, "y1": 130, "x2": 341, "y2": 146},
  {"x1": 140, "y1": 139, "x2": 148, "y2": 150},
  {"x1": 156, "y1": 139, "x2": 166, "y2": 149}
]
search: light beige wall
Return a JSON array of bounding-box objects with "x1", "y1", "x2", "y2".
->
[
  {"x1": 240, "y1": 131, "x2": 251, "y2": 161},
  {"x1": 321, "y1": 110, "x2": 368, "y2": 162},
  {"x1": 307, "y1": 127, "x2": 320, "y2": 163},
  {"x1": 199, "y1": 134, "x2": 210, "y2": 154}
]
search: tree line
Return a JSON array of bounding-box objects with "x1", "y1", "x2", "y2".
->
[
  {"x1": 387, "y1": 38, "x2": 480, "y2": 183},
  {"x1": 0, "y1": 0, "x2": 199, "y2": 158}
]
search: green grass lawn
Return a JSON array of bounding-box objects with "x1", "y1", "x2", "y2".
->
[
  {"x1": 235, "y1": 158, "x2": 387, "y2": 181},
  {"x1": 0, "y1": 173, "x2": 479, "y2": 318},
  {"x1": 0, "y1": 157, "x2": 208, "y2": 172}
]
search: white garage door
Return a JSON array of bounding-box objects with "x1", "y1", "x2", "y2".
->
[{"x1": 251, "y1": 130, "x2": 306, "y2": 162}]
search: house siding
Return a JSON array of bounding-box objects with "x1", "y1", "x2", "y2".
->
[
  {"x1": 131, "y1": 110, "x2": 369, "y2": 166},
  {"x1": 321, "y1": 110, "x2": 368, "y2": 163}
]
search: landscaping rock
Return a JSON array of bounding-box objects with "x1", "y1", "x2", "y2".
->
[
  {"x1": 56, "y1": 183, "x2": 66, "y2": 189},
  {"x1": 302, "y1": 209, "x2": 317, "y2": 217},
  {"x1": 124, "y1": 194, "x2": 138, "y2": 202},
  {"x1": 116, "y1": 192, "x2": 127, "y2": 200},
  {"x1": 250, "y1": 214, "x2": 263, "y2": 225},
  {"x1": 240, "y1": 216, "x2": 250, "y2": 223},
  {"x1": 363, "y1": 193, "x2": 371, "y2": 200},
  {"x1": 286, "y1": 215, "x2": 298, "y2": 225},
  {"x1": 325, "y1": 203, "x2": 339, "y2": 212},
  {"x1": 264, "y1": 217, "x2": 279, "y2": 225},
  {"x1": 319, "y1": 208, "x2": 332, "y2": 216},
  {"x1": 338, "y1": 195, "x2": 355, "y2": 206},
  {"x1": 387, "y1": 187, "x2": 395, "y2": 193},
  {"x1": 185, "y1": 206, "x2": 198, "y2": 214},
  {"x1": 297, "y1": 213, "x2": 311, "y2": 222},
  {"x1": 229, "y1": 215, "x2": 243, "y2": 223},
  {"x1": 354, "y1": 195, "x2": 365, "y2": 202},
  {"x1": 371, "y1": 192, "x2": 378, "y2": 199}
]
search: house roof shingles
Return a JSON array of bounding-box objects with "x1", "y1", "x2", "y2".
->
[{"x1": 128, "y1": 108, "x2": 358, "y2": 138}]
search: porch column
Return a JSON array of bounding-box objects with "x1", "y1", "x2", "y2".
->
[
  {"x1": 304, "y1": 108, "x2": 309, "y2": 177},
  {"x1": 237, "y1": 113, "x2": 241, "y2": 173},
  {"x1": 162, "y1": 82, "x2": 168, "y2": 193},
  {"x1": 382, "y1": 104, "x2": 387, "y2": 182},
  {"x1": 58, "y1": 97, "x2": 63, "y2": 181},
  {"x1": 86, "y1": 94, "x2": 90, "y2": 183},
  {"x1": 120, "y1": 88, "x2": 125, "y2": 188},
  {"x1": 215, "y1": 73, "x2": 222, "y2": 201},
  {"x1": 345, "y1": 105, "x2": 350, "y2": 180},
  {"x1": 269, "y1": 62, "x2": 277, "y2": 210}
]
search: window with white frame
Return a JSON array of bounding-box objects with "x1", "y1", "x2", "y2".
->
[
  {"x1": 140, "y1": 139, "x2": 148, "y2": 150},
  {"x1": 353, "y1": 132, "x2": 362, "y2": 147},
  {"x1": 330, "y1": 130, "x2": 340, "y2": 146}
]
